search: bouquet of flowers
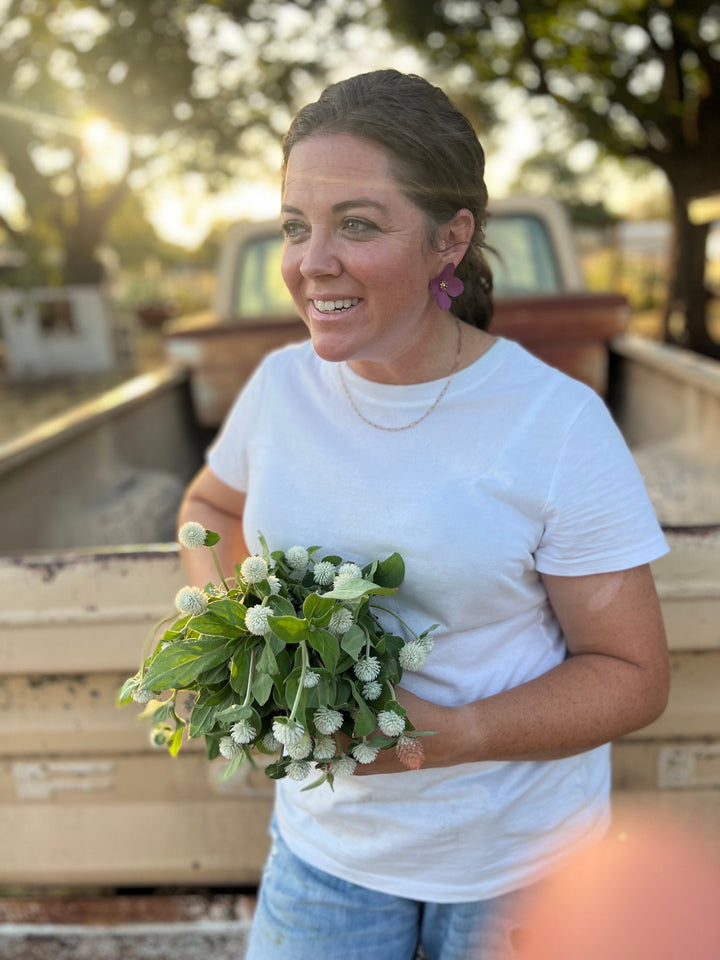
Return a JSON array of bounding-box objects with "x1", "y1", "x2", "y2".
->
[{"x1": 119, "y1": 523, "x2": 437, "y2": 789}]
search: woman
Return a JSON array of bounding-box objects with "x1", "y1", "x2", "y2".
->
[{"x1": 178, "y1": 70, "x2": 669, "y2": 960}]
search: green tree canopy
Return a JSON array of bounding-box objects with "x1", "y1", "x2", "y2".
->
[
  {"x1": 377, "y1": 0, "x2": 720, "y2": 353},
  {"x1": 0, "y1": 0, "x2": 331, "y2": 285}
]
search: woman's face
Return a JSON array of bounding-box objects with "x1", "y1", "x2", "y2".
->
[{"x1": 280, "y1": 133, "x2": 451, "y2": 382}]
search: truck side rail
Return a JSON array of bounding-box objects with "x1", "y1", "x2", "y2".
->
[{"x1": 0, "y1": 366, "x2": 207, "y2": 553}]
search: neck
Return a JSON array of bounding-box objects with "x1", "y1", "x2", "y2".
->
[{"x1": 347, "y1": 316, "x2": 463, "y2": 385}]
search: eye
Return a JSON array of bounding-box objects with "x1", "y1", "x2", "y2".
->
[
  {"x1": 281, "y1": 219, "x2": 308, "y2": 241},
  {"x1": 342, "y1": 217, "x2": 375, "y2": 235}
]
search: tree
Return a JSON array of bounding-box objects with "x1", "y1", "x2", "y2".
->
[
  {"x1": 380, "y1": 0, "x2": 720, "y2": 356},
  {"x1": 0, "y1": 0, "x2": 329, "y2": 286}
]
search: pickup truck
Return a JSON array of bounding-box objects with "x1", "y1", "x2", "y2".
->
[{"x1": 0, "y1": 196, "x2": 718, "y2": 892}]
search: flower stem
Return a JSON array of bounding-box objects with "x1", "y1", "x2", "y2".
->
[
  {"x1": 373, "y1": 605, "x2": 419, "y2": 640},
  {"x1": 209, "y1": 545, "x2": 230, "y2": 592},
  {"x1": 242, "y1": 647, "x2": 256, "y2": 707},
  {"x1": 140, "y1": 613, "x2": 176, "y2": 674},
  {"x1": 289, "y1": 640, "x2": 308, "y2": 723}
]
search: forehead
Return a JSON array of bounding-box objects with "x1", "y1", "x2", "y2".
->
[{"x1": 283, "y1": 133, "x2": 403, "y2": 204}]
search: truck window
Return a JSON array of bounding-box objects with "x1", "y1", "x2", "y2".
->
[
  {"x1": 236, "y1": 235, "x2": 295, "y2": 316},
  {"x1": 486, "y1": 215, "x2": 562, "y2": 294}
]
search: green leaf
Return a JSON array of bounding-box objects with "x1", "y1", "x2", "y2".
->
[
  {"x1": 162, "y1": 615, "x2": 190, "y2": 641},
  {"x1": 252, "y1": 672, "x2": 274, "y2": 705},
  {"x1": 256, "y1": 639, "x2": 279, "y2": 675},
  {"x1": 323, "y1": 578, "x2": 398, "y2": 601},
  {"x1": 267, "y1": 595, "x2": 296, "y2": 617},
  {"x1": 152, "y1": 701, "x2": 175, "y2": 724},
  {"x1": 308, "y1": 627, "x2": 340, "y2": 673},
  {"x1": 187, "y1": 611, "x2": 242, "y2": 639},
  {"x1": 372, "y1": 553, "x2": 406, "y2": 589},
  {"x1": 383, "y1": 699, "x2": 407, "y2": 718},
  {"x1": 189, "y1": 688, "x2": 232, "y2": 738},
  {"x1": 383, "y1": 634, "x2": 405, "y2": 659},
  {"x1": 265, "y1": 759, "x2": 289, "y2": 780},
  {"x1": 216, "y1": 703, "x2": 254, "y2": 724},
  {"x1": 117, "y1": 674, "x2": 142, "y2": 705},
  {"x1": 167, "y1": 724, "x2": 185, "y2": 756},
  {"x1": 207, "y1": 598, "x2": 247, "y2": 628},
  {"x1": 196, "y1": 661, "x2": 232, "y2": 685},
  {"x1": 301, "y1": 770, "x2": 330, "y2": 791},
  {"x1": 321, "y1": 555, "x2": 342, "y2": 566},
  {"x1": 204, "y1": 529, "x2": 221, "y2": 547},
  {"x1": 142, "y1": 637, "x2": 231, "y2": 691},
  {"x1": 229, "y1": 650, "x2": 252, "y2": 695},
  {"x1": 302, "y1": 593, "x2": 334, "y2": 625},
  {"x1": 340, "y1": 624, "x2": 366, "y2": 661},
  {"x1": 267, "y1": 614, "x2": 308, "y2": 643},
  {"x1": 220, "y1": 752, "x2": 246, "y2": 780},
  {"x1": 350, "y1": 682, "x2": 379, "y2": 737}
]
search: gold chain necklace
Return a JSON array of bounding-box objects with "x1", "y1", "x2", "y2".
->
[{"x1": 337, "y1": 319, "x2": 463, "y2": 432}]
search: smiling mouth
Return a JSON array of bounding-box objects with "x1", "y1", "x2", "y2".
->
[{"x1": 311, "y1": 298, "x2": 360, "y2": 313}]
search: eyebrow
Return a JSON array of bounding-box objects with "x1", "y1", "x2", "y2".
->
[{"x1": 281, "y1": 198, "x2": 390, "y2": 216}]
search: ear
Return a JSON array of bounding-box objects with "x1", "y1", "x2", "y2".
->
[{"x1": 437, "y1": 208, "x2": 475, "y2": 265}]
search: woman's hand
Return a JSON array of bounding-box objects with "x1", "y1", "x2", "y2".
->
[
  {"x1": 350, "y1": 688, "x2": 467, "y2": 775},
  {"x1": 354, "y1": 564, "x2": 669, "y2": 774}
]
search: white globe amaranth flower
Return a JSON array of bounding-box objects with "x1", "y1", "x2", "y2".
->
[
  {"x1": 334, "y1": 562, "x2": 363, "y2": 585},
  {"x1": 219, "y1": 736, "x2": 241, "y2": 759},
  {"x1": 150, "y1": 725, "x2": 171, "y2": 748},
  {"x1": 267, "y1": 575, "x2": 282, "y2": 595},
  {"x1": 230, "y1": 718, "x2": 256, "y2": 745},
  {"x1": 287, "y1": 733, "x2": 313, "y2": 760},
  {"x1": 303, "y1": 670, "x2": 320, "y2": 689},
  {"x1": 352, "y1": 741, "x2": 380, "y2": 764},
  {"x1": 313, "y1": 561, "x2": 336, "y2": 586},
  {"x1": 240, "y1": 555, "x2": 269, "y2": 584},
  {"x1": 286, "y1": 545, "x2": 309, "y2": 570},
  {"x1": 314, "y1": 706, "x2": 344, "y2": 736},
  {"x1": 328, "y1": 607, "x2": 354, "y2": 637},
  {"x1": 175, "y1": 585, "x2": 208, "y2": 617},
  {"x1": 377, "y1": 710, "x2": 406, "y2": 737},
  {"x1": 398, "y1": 641, "x2": 428, "y2": 671},
  {"x1": 272, "y1": 717, "x2": 305, "y2": 748},
  {"x1": 362, "y1": 680, "x2": 383, "y2": 701},
  {"x1": 354, "y1": 656, "x2": 381, "y2": 682},
  {"x1": 330, "y1": 755, "x2": 357, "y2": 778},
  {"x1": 132, "y1": 687, "x2": 154, "y2": 704},
  {"x1": 178, "y1": 521, "x2": 207, "y2": 549},
  {"x1": 286, "y1": 759, "x2": 312, "y2": 781},
  {"x1": 262, "y1": 731, "x2": 282, "y2": 752},
  {"x1": 245, "y1": 604, "x2": 271, "y2": 636},
  {"x1": 313, "y1": 736, "x2": 336, "y2": 761}
]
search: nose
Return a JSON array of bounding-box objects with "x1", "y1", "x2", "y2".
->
[{"x1": 299, "y1": 229, "x2": 342, "y2": 279}]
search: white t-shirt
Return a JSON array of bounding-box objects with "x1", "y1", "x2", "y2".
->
[{"x1": 207, "y1": 336, "x2": 668, "y2": 902}]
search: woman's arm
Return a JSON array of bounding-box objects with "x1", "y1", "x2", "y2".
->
[
  {"x1": 359, "y1": 563, "x2": 670, "y2": 772},
  {"x1": 177, "y1": 466, "x2": 249, "y2": 587}
]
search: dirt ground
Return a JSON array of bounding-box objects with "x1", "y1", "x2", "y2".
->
[{"x1": 0, "y1": 893, "x2": 256, "y2": 960}]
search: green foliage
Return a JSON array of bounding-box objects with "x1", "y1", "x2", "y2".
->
[
  {"x1": 0, "y1": 0, "x2": 332, "y2": 280},
  {"x1": 121, "y1": 533, "x2": 434, "y2": 785}
]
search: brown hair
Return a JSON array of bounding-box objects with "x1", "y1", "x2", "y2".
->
[{"x1": 282, "y1": 70, "x2": 494, "y2": 329}]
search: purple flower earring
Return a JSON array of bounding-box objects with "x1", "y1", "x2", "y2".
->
[{"x1": 429, "y1": 263, "x2": 464, "y2": 310}]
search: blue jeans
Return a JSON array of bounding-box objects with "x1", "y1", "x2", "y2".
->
[{"x1": 245, "y1": 824, "x2": 532, "y2": 960}]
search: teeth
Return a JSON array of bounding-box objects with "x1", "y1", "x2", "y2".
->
[{"x1": 313, "y1": 298, "x2": 359, "y2": 313}]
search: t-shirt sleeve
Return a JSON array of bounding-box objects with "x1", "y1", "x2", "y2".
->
[
  {"x1": 534, "y1": 393, "x2": 669, "y2": 575},
  {"x1": 205, "y1": 359, "x2": 268, "y2": 493}
]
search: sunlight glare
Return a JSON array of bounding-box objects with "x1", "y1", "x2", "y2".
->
[{"x1": 80, "y1": 117, "x2": 130, "y2": 184}]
